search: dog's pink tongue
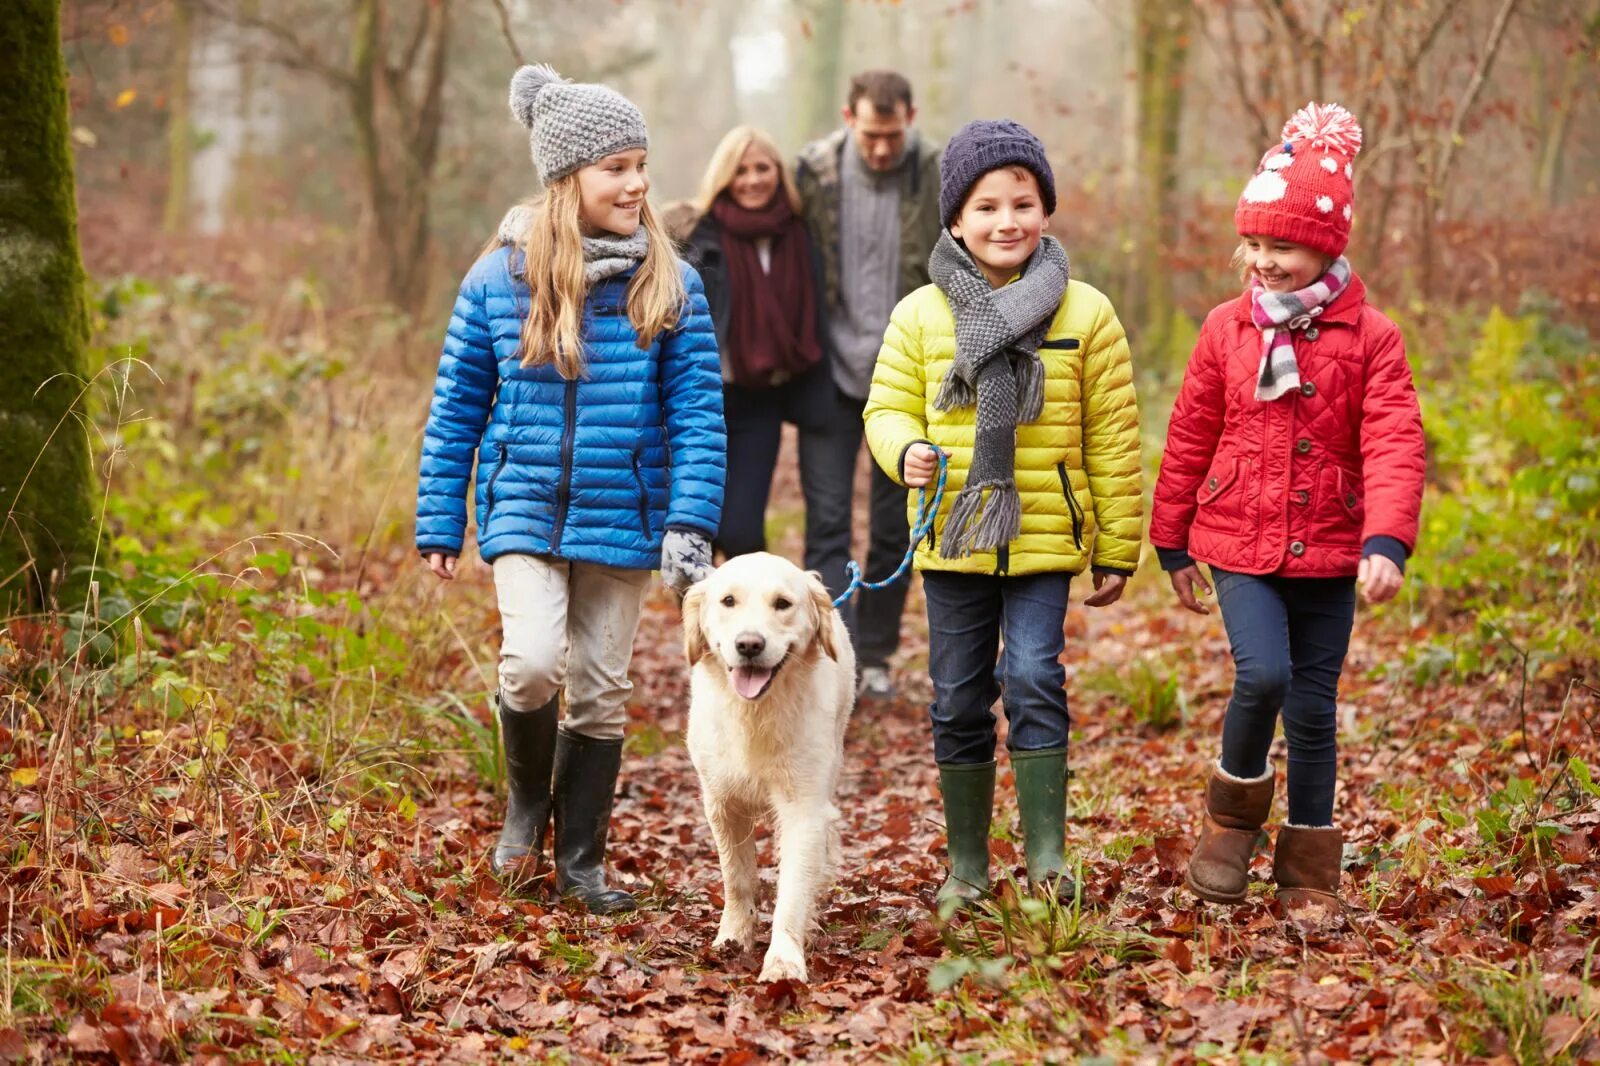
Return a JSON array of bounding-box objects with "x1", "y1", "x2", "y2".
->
[{"x1": 732, "y1": 666, "x2": 773, "y2": 700}]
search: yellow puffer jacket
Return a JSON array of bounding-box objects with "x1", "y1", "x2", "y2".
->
[{"x1": 864, "y1": 279, "x2": 1143, "y2": 576}]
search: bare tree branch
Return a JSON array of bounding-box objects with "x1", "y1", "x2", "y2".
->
[
  {"x1": 1434, "y1": 0, "x2": 1524, "y2": 211},
  {"x1": 489, "y1": 0, "x2": 527, "y2": 66}
]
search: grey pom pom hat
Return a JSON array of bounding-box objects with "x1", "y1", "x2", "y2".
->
[{"x1": 508, "y1": 63, "x2": 649, "y2": 185}]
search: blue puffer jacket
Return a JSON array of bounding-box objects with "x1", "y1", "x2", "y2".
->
[{"x1": 415, "y1": 245, "x2": 725, "y2": 569}]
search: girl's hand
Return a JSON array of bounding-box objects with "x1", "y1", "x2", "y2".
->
[
  {"x1": 1358, "y1": 554, "x2": 1403, "y2": 603},
  {"x1": 903, "y1": 443, "x2": 938, "y2": 488},
  {"x1": 1169, "y1": 565, "x2": 1212, "y2": 614},
  {"x1": 425, "y1": 552, "x2": 458, "y2": 581},
  {"x1": 1083, "y1": 571, "x2": 1127, "y2": 608}
]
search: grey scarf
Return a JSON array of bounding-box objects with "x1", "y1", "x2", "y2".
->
[
  {"x1": 495, "y1": 204, "x2": 649, "y2": 282},
  {"x1": 929, "y1": 230, "x2": 1070, "y2": 558}
]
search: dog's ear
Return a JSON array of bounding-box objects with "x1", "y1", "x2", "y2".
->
[
  {"x1": 805, "y1": 571, "x2": 838, "y2": 662},
  {"x1": 682, "y1": 581, "x2": 709, "y2": 664}
]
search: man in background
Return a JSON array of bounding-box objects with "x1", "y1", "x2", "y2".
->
[{"x1": 796, "y1": 70, "x2": 943, "y2": 700}]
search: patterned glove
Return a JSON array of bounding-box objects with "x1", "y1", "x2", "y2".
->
[{"x1": 660, "y1": 528, "x2": 713, "y2": 592}]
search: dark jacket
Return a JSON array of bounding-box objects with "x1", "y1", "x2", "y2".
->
[
  {"x1": 681, "y1": 211, "x2": 831, "y2": 397},
  {"x1": 794, "y1": 128, "x2": 943, "y2": 321}
]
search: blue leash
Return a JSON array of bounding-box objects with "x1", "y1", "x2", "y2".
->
[{"x1": 832, "y1": 447, "x2": 950, "y2": 608}]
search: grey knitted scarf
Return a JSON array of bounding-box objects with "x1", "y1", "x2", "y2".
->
[
  {"x1": 495, "y1": 204, "x2": 649, "y2": 283},
  {"x1": 929, "y1": 230, "x2": 1070, "y2": 558}
]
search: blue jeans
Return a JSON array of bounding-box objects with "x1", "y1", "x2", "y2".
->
[
  {"x1": 1212, "y1": 567, "x2": 1357, "y2": 827},
  {"x1": 922, "y1": 570, "x2": 1072, "y2": 765}
]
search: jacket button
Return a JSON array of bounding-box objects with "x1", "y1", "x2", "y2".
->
[
  {"x1": 1305, "y1": 327, "x2": 1320, "y2": 341},
  {"x1": 1207, "y1": 476, "x2": 1218, "y2": 489},
  {"x1": 1295, "y1": 490, "x2": 1309, "y2": 505},
  {"x1": 1345, "y1": 491, "x2": 1358, "y2": 507},
  {"x1": 1296, "y1": 438, "x2": 1312, "y2": 454},
  {"x1": 1289, "y1": 540, "x2": 1306, "y2": 556},
  {"x1": 1300, "y1": 381, "x2": 1317, "y2": 397}
]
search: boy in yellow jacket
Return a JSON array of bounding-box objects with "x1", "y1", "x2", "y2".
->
[{"x1": 864, "y1": 120, "x2": 1142, "y2": 904}]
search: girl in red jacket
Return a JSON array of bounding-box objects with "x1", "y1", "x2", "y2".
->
[{"x1": 1150, "y1": 103, "x2": 1424, "y2": 916}]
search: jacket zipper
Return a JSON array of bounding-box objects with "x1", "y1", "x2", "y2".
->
[
  {"x1": 630, "y1": 454, "x2": 651, "y2": 538},
  {"x1": 551, "y1": 378, "x2": 578, "y2": 552},
  {"x1": 1057, "y1": 462, "x2": 1084, "y2": 550},
  {"x1": 485, "y1": 442, "x2": 509, "y2": 516}
]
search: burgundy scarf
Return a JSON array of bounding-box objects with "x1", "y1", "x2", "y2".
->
[{"x1": 710, "y1": 192, "x2": 822, "y2": 389}]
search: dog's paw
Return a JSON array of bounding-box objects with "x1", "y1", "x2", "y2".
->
[{"x1": 758, "y1": 939, "x2": 808, "y2": 983}]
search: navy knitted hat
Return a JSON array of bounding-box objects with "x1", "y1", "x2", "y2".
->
[{"x1": 939, "y1": 119, "x2": 1057, "y2": 228}]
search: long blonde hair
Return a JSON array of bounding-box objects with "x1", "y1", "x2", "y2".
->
[
  {"x1": 500, "y1": 175, "x2": 686, "y2": 379},
  {"x1": 692, "y1": 126, "x2": 803, "y2": 217}
]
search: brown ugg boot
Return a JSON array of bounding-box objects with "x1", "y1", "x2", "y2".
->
[
  {"x1": 1273, "y1": 825, "x2": 1344, "y2": 915},
  {"x1": 1185, "y1": 764, "x2": 1275, "y2": 904}
]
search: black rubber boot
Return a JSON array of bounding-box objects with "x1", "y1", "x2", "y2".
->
[
  {"x1": 490, "y1": 695, "x2": 557, "y2": 877},
  {"x1": 1013, "y1": 747, "x2": 1077, "y2": 901},
  {"x1": 552, "y1": 728, "x2": 637, "y2": 914},
  {"x1": 936, "y1": 761, "x2": 996, "y2": 907}
]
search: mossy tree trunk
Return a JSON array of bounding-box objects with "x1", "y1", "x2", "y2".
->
[{"x1": 0, "y1": 0, "x2": 95, "y2": 610}]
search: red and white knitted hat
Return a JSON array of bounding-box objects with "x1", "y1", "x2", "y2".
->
[{"x1": 1235, "y1": 102, "x2": 1363, "y2": 258}]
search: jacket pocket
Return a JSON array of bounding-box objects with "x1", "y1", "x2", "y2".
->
[
  {"x1": 1316, "y1": 463, "x2": 1364, "y2": 542},
  {"x1": 1056, "y1": 462, "x2": 1084, "y2": 550},
  {"x1": 630, "y1": 453, "x2": 652, "y2": 539},
  {"x1": 1197, "y1": 455, "x2": 1242, "y2": 507},
  {"x1": 484, "y1": 442, "x2": 509, "y2": 519},
  {"x1": 1195, "y1": 455, "x2": 1247, "y2": 529}
]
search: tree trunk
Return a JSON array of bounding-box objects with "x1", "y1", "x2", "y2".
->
[
  {"x1": 164, "y1": 0, "x2": 193, "y2": 233},
  {"x1": 1134, "y1": 0, "x2": 1193, "y2": 374},
  {"x1": 0, "y1": 0, "x2": 96, "y2": 609},
  {"x1": 792, "y1": 0, "x2": 846, "y2": 144}
]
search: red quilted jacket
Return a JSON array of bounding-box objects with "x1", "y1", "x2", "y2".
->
[{"x1": 1151, "y1": 274, "x2": 1425, "y2": 578}]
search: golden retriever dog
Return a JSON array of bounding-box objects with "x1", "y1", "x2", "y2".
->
[{"x1": 681, "y1": 552, "x2": 856, "y2": 982}]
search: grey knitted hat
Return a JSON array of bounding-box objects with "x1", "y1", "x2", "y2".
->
[
  {"x1": 939, "y1": 119, "x2": 1057, "y2": 228},
  {"x1": 508, "y1": 64, "x2": 649, "y2": 185}
]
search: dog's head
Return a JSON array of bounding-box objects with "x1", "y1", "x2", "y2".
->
[{"x1": 682, "y1": 552, "x2": 837, "y2": 701}]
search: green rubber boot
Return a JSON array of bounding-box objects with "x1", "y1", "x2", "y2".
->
[
  {"x1": 936, "y1": 761, "x2": 996, "y2": 906},
  {"x1": 1013, "y1": 747, "x2": 1076, "y2": 899}
]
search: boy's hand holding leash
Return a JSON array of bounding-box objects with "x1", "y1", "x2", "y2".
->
[
  {"x1": 902, "y1": 443, "x2": 939, "y2": 488},
  {"x1": 425, "y1": 552, "x2": 458, "y2": 581},
  {"x1": 1358, "y1": 554, "x2": 1403, "y2": 603}
]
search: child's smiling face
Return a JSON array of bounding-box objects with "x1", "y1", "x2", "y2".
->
[
  {"x1": 1240, "y1": 235, "x2": 1328, "y2": 293},
  {"x1": 577, "y1": 149, "x2": 650, "y2": 236},
  {"x1": 950, "y1": 167, "x2": 1049, "y2": 288}
]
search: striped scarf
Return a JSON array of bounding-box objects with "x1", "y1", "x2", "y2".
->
[{"x1": 1250, "y1": 256, "x2": 1350, "y2": 401}]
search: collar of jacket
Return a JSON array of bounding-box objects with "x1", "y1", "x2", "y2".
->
[
  {"x1": 800, "y1": 127, "x2": 927, "y2": 199},
  {"x1": 1230, "y1": 270, "x2": 1367, "y2": 326}
]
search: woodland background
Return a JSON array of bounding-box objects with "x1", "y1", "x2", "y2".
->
[{"x1": 2, "y1": 0, "x2": 1599, "y2": 1062}]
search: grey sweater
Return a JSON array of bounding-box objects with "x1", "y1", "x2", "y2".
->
[{"x1": 828, "y1": 144, "x2": 904, "y2": 400}]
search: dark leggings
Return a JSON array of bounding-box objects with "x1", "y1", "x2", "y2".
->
[{"x1": 1212, "y1": 567, "x2": 1356, "y2": 827}]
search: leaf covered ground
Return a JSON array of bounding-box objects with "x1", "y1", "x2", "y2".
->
[{"x1": 4, "y1": 532, "x2": 1598, "y2": 1064}]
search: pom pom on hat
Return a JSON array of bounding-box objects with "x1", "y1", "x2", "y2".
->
[
  {"x1": 1282, "y1": 102, "x2": 1363, "y2": 158},
  {"x1": 505, "y1": 63, "x2": 648, "y2": 185},
  {"x1": 509, "y1": 64, "x2": 565, "y2": 129},
  {"x1": 1235, "y1": 101, "x2": 1363, "y2": 258}
]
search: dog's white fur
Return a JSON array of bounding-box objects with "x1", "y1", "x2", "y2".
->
[{"x1": 682, "y1": 552, "x2": 855, "y2": 982}]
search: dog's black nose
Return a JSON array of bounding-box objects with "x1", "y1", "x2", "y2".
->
[{"x1": 735, "y1": 633, "x2": 765, "y2": 659}]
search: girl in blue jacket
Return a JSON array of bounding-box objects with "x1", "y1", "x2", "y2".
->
[{"x1": 416, "y1": 64, "x2": 725, "y2": 913}]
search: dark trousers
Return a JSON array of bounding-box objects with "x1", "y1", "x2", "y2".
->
[
  {"x1": 802, "y1": 385, "x2": 911, "y2": 669},
  {"x1": 922, "y1": 570, "x2": 1072, "y2": 765},
  {"x1": 1212, "y1": 567, "x2": 1357, "y2": 827}
]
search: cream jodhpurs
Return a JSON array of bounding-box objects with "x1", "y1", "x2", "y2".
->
[{"x1": 492, "y1": 554, "x2": 650, "y2": 740}]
